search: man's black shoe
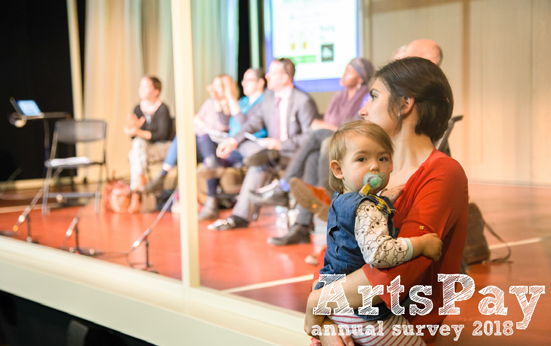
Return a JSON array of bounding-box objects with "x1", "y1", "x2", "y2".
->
[
  {"x1": 248, "y1": 181, "x2": 289, "y2": 207},
  {"x1": 141, "y1": 174, "x2": 165, "y2": 195},
  {"x1": 268, "y1": 223, "x2": 311, "y2": 246},
  {"x1": 207, "y1": 215, "x2": 249, "y2": 231},
  {"x1": 243, "y1": 148, "x2": 280, "y2": 167}
]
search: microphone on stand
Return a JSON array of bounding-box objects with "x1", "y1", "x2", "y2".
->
[
  {"x1": 126, "y1": 188, "x2": 178, "y2": 271},
  {"x1": 62, "y1": 204, "x2": 86, "y2": 250},
  {"x1": 66, "y1": 211, "x2": 81, "y2": 238},
  {"x1": 131, "y1": 228, "x2": 152, "y2": 252},
  {"x1": 11, "y1": 168, "x2": 63, "y2": 233},
  {"x1": 13, "y1": 206, "x2": 32, "y2": 232}
]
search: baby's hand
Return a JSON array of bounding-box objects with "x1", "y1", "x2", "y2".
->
[{"x1": 421, "y1": 233, "x2": 442, "y2": 261}]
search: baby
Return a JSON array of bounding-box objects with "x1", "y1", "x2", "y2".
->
[{"x1": 312, "y1": 120, "x2": 442, "y2": 346}]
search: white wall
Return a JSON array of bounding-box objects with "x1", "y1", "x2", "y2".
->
[{"x1": 362, "y1": 0, "x2": 551, "y2": 185}]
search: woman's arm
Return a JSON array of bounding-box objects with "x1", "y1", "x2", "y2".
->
[
  {"x1": 193, "y1": 100, "x2": 215, "y2": 136},
  {"x1": 231, "y1": 97, "x2": 255, "y2": 125},
  {"x1": 305, "y1": 268, "x2": 377, "y2": 336},
  {"x1": 227, "y1": 92, "x2": 241, "y2": 116},
  {"x1": 362, "y1": 158, "x2": 468, "y2": 308},
  {"x1": 134, "y1": 128, "x2": 152, "y2": 140},
  {"x1": 148, "y1": 104, "x2": 171, "y2": 142}
]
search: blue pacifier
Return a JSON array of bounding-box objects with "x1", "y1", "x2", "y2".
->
[{"x1": 361, "y1": 172, "x2": 387, "y2": 195}]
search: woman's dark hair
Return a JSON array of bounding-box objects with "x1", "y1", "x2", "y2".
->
[
  {"x1": 375, "y1": 57, "x2": 453, "y2": 142},
  {"x1": 249, "y1": 68, "x2": 267, "y2": 88},
  {"x1": 145, "y1": 75, "x2": 162, "y2": 93}
]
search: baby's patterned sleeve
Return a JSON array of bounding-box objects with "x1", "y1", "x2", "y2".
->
[{"x1": 354, "y1": 200, "x2": 412, "y2": 268}]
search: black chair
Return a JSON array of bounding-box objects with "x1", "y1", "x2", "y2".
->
[
  {"x1": 42, "y1": 120, "x2": 108, "y2": 215},
  {"x1": 435, "y1": 115, "x2": 463, "y2": 155}
]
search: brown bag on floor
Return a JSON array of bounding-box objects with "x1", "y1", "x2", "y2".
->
[
  {"x1": 103, "y1": 174, "x2": 132, "y2": 213},
  {"x1": 463, "y1": 203, "x2": 511, "y2": 265}
]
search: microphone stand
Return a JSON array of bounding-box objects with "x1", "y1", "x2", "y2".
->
[
  {"x1": 61, "y1": 198, "x2": 102, "y2": 256},
  {"x1": 0, "y1": 167, "x2": 22, "y2": 200},
  {"x1": 0, "y1": 168, "x2": 62, "y2": 243},
  {"x1": 127, "y1": 188, "x2": 178, "y2": 272}
]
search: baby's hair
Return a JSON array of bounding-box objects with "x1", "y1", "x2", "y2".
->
[{"x1": 328, "y1": 120, "x2": 394, "y2": 194}]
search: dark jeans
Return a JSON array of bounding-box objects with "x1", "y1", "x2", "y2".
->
[
  {"x1": 284, "y1": 129, "x2": 334, "y2": 225},
  {"x1": 196, "y1": 134, "x2": 243, "y2": 196}
]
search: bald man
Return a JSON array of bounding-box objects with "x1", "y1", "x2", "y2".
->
[
  {"x1": 404, "y1": 39, "x2": 443, "y2": 66},
  {"x1": 403, "y1": 39, "x2": 451, "y2": 156}
]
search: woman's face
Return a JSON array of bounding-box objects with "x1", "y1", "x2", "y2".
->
[
  {"x1": 139, "y1": 77, "x2": 159, "y2": 101},
  {"x1": 340, "y1": 64, "x2": 362, "y2": 88},
  {"x1": 211, "y1": 77, "x2": 224, "y2": 99},
  {"x1": 241, "y1": 69, "x2": 264, "y2": 97},
  {"x1": 359, "y1": 78, "x2": 398, "y2": 137}
]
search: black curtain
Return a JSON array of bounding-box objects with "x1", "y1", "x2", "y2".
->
[
  {"x1": 237, "y1": 0, "x2": 252, "y2": 95},
  {"x1": 0, "y1": 0, "x2": 85, "y2": 181}
]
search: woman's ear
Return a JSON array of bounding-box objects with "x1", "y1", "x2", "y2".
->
[
  {"x1": 401, "y1": 96, "x2": 415, "y2": 116},
  {"x1": 330, "y1": 160, "x2": 344, "y2": 180}
]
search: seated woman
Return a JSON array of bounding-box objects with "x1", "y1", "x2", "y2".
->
[
  {"x1": 304, "y1": 57, "x2": 469, "y2": 345},
  {"x1": 124, "y1": 76, "x2": 173, "y2": 212},
  {"x1": 248, "y1": 57, "x2": 374, "y2": 245},
  {"x1": 143, "y1": 69, "x2": 267, "y2": 220}
]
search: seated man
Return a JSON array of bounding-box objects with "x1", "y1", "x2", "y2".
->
[
  {"x1": 247, "y1": 57, "x2": 374, "y2": 245},
  {"x1": 209, "y1": 58, "x2": 319, "y2": 231}
]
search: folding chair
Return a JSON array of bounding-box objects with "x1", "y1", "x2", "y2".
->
[
  {"x1": 42, "y1": 120, "x2": 107, "y2": 215},
  {"x1": 435, "y1": 115, "x2": 463, "y2": 155}
]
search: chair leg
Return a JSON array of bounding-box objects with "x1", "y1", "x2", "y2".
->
[
  {"x1": 251, "y1": 204, "x2": 262, "y2": 221},
  {"x1": 95, "y1": 165, "x2": 104, "y2": 214},
  {"x1": 250, "y1": 170, "x2": 277, "y2": 222},
  {"x1": 42, "y1": 167, "x2": 53, "y2": 215}
]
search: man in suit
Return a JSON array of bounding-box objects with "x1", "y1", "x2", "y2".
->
[{"x1": 208, "y1": 58, "x2": 319, "y2": 231}]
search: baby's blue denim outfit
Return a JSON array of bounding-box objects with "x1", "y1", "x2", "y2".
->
[{"x1": 315, "y1": 191, "x2": 404, "y2": 321}]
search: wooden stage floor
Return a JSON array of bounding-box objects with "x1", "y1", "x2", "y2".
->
[{"x1": 1, "y1": 183, "x2": 550, "y2": 345}]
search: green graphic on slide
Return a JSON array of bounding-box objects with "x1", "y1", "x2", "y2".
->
[{"x1": 288, "y1": 55, "x2": 317, "y2": 65}]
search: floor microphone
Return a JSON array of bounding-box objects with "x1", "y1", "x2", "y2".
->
[
  {"x1": 13, "y1": 206, "x2": 32, "y2": 232},
  {"x1": 131, "y1": 228, "x2": 152, "y2": 251},
  {"x1": 11, "y1": 168, "x2": 63, "y2": 233},
  {"x1": 65, "y1": 204, "x2": 86, "y2": 239}
]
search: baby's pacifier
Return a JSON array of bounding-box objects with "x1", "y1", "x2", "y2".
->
[{"x1": 360, "y1": 172, "x2": 387, "y2": 195}]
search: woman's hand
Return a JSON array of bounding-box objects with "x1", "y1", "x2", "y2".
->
[
  {"x1": 127, "y1": 113, "x2": 145, "y2": 129},
  {"x1": 223, "y1": 79, "x2": 237, "y2": 101},
  {"x1": 420, "y1": 233, "x2": 443, "y2": 261},
  {"x1": 216, "y1": 138, "x2": 238, "y2": 159},
  {"x1": 319, "y1": 320, "x2": 354, "y2": 346},
  {"x1": 193, "y1": 116, "x2": 206, "y2": 130},
  {"x1": 304, "y1": 289, "x2": 325, "y2": 336},
  {"x1": 123, "y1": 126, "x2": 137, "y2": 137},
  {"x1": 381, "y1": 183, "x2": 405, "y2": 203}
]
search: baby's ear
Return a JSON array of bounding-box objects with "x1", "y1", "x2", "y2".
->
[{"x1": 330, "y1": 160, "x2": 344, "y2": 180}]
